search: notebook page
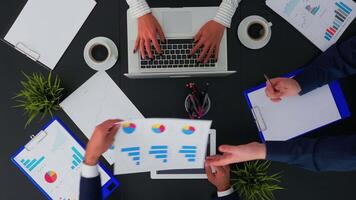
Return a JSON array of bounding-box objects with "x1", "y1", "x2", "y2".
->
[
  {"x1": 4, "y1": 0, "x2": 96, "y2": 69},
  {"x1": 60, "y1": 71, "x2": 144, "y2": 164},
  {"x1": 248, "y1": 84, "x2": 341, "y2": 141}
]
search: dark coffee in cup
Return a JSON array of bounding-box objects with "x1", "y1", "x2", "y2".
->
[
  {"x1": 90, "y1": 44, "x2": 109, "y2": 62},
  {"x1": 247, "y1": 22, "x2": 266, "y2": 40}
]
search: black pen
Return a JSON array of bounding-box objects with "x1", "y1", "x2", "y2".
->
[{"x1": 264, "y1": 74, "x2": 277, "y2": 92}]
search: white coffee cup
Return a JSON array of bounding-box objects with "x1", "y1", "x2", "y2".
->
[
  {"x1": 237, "y1": 15, "x2": 272, "y2": 49},
  {"x1": 84, "y1": 37, "x2": 118, "y2": 71}
]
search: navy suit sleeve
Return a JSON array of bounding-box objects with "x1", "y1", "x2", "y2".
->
[
  {"x1": 266, "y1": 135, "x2": 356, "y2": 172},
  {"x1": 79, "y1": 176, "x2": 102, "y2": 200},
  {"x1": 212, "y1": 192, "x2": 240, "y2": 200},
  {"x1": 293, "y1": 36, "x2": 356, "y2": 94}
]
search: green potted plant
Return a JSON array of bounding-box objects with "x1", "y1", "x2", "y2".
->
[
  {"x1": 231, "y1": 160, "x2": 283, "y2": 200},
  {"x1": 14, "y1": 72, "x2": 64, "y2": 127}
]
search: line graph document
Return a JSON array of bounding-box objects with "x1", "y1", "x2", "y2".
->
[{"x1": 266, "y1": 0, "x2": 356, "y2": 51}]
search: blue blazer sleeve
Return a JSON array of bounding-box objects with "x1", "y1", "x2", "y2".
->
[
  {"x1": 213, "y1": 192, "x2": 240, "y2": 200},
  {"x1": 293, "y1": 36, "x2": 356, "y2": 94},
  {"x1": 79, "y1": 176, "x2": 102, "y2": 200},
  {"x1": 266, "y1": 135, "x2": 356, "y2": 172}
]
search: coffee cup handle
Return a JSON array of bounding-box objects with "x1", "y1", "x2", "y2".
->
[{"x1": 268, "y1": 22, "x2": 273, "y2": 27}]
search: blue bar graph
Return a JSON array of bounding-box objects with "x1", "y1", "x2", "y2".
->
[
  {"x1": 149, "y1": 145, "x2": 168, "y2": 163},
  {"x1": 71, "y1": 146, "x2": 84, "y2": 170},
  {"x1": 325, "y1": 1, "x2": 353, "y2": 41},
  {"x1": 121, "y1": 147, "x2": 141, "y2": 165},
  {"x1": 178, "y1": 146, "x2": 197, "y2": 162},
  {"x1": 20, "y1": 156, "x2": 45, "y2": 171}
]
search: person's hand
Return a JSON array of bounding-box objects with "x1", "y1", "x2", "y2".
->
[
  {"x1": 134, "y1": 13, "x2": 165, "y2": 59},
  {"x1": 205, "y1": 163, "x2": 231, "y2": 192},
  {"x1": 205, "y1": 142, "x2": 266, "y2": 166},
  {"x1": 191, "y1": 20, "x2": 225, "y2": 64},
  {"x1": 265, "y1": 78, "x2": 302, "y2": 102},
  {"x1": 84, "y1": 119, "x2": 121, "y2": 166}
]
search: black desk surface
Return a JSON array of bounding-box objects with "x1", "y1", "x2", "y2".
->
[{"x1": 1, "y1": 0, "x2": 356, "y2": 199}]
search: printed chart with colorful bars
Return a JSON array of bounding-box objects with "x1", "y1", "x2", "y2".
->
[{"x1": 114, "y1": 118, "x2": 212, "y2": 175}]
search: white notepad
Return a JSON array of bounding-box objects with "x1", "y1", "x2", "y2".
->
[
  {"x1": 60, "y1": 71, "x2": 144, "y2": 164},
  {"x1": 4, "y1": 0, "x2": 96, "y2": 70},
  {"x1": 245, "y1": 78, "x2": 350, "y2": 141}
]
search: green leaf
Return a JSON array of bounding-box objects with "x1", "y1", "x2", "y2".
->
[
  {"x1": 231, "y1": 161, "x2": 284, "y2": 200},
  {"x1": 13, "y1": 72, "x2": 64, "y2": 128}
]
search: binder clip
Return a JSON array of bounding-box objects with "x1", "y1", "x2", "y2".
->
[
  {"x1": 251, "y1": 106, "x2": 267, "y2": 132},
  {"x1": 15, "y1": 42, "x2": 41, "y2": 61},
  {"x1": 25, "y1": 131, "x2": 47, "y2": 151}
]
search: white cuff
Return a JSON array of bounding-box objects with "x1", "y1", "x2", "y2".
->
[
  {"x1": 126, "y1": 0, "x2": 152, "y2": 18},
  {"x1": 81, "y1": 163, "x2": 99, "y2": 178},
  {"x1": 217, "y1": 187, "x2": 234, "y2": 197},
  {"x1": 213, "y1": 0, "x2": 241, "y2": 28}
]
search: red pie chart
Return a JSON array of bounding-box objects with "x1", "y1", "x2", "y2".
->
[{"x1": 44, "y1": 170, "x2": 57, "y2": 183}]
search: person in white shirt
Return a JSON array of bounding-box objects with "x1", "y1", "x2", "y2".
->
[
  {"x1": 79, "y1": 119, "x2": 239, "y2": 200},
  {"x1": 127, "y1": 0, "x2": 241, "y2": 64}
]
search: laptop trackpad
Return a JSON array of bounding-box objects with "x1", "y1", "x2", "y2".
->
[{"x1": 162, "y1": 11, "x2": 192, "y2": 34}]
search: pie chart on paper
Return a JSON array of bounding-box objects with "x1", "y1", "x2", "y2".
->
[
  {"x1": 44, "y1": 170, "x2": 57, "y2": 183},
  {"x1": 182, "y1": 125, "x2": 196, "y2": 135},
  {"x1": 122, "y1": 122, "x2": 136, "y2": 134},
  {"x1": 152, "y1": 124, "x2": 166, "y2": 134}
]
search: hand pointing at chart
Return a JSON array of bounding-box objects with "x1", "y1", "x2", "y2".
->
[{"x1": 84, "y1": 119, "x2": 122, "y2": 166}]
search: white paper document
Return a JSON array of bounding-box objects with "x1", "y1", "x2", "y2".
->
[
  {"x1": 266, "y1": 0, "x2": 356, "y2": 51},
  {"x1": 248, "y1": 85, "x2": 341, "y2": 141},
  {"x1": 60, "y1": 71, "x2": 144, "y2": 164},
  {"x1": 12, "y1": 120, "x2": 111, "y2": 199},
  {"x1": 4, "y1": 0, "x2": 96, "y2": 69},
  {"x1": 114, "y1": 119, "x2": 212, "y2": 175}
]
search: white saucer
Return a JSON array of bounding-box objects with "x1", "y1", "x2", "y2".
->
[
  {"x1": 237, "y1": 15, "x2": 272, "y2": 50},
  {"x1": 84, "y1": 37, "x2": 118, "y2": 71}
]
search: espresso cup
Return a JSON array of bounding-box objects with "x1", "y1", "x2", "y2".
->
[
  {"x1": 84, "y1": 37, "x2": 118, "y2": 71},
  {"x1": 237, "y1": 16, "x2": 272, "y2": 49},
  {"x1": 89, "y1": 43, "x2": 111, "y2": 63}
]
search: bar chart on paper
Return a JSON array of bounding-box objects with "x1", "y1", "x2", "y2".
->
[
  {"x1": 70, "y1": 146, "x2": 84, "y2": 170},
  {"x1": 325, "y1": 2, "x2": 353, "y2": 41},
  {"x1": 266, "y1": 0, "x2": 356, "y2": 51},
  {"x1": 20, "y1": 156, "x2": 45, "y2": 171}
]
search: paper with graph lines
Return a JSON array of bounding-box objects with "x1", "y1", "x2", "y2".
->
[{"x1": 114, "y1": 119, "x2": 212, "y2": 175}]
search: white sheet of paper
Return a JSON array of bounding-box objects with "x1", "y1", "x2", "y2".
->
[
  {"x1": 248, "y1": 85, "x2": 341, "y2": 141},
  {"x1": 114, "y1": 119, "x2": 212, "y2": 175},
  {"x1": 60, "y1": 71, "x2": 144, "y2": 164},
  {"x1": 266, "y1": 0, "x2": 356, "y2": 51},
  {"x1": 13, "y1": 120, "x2": 111, "y2": 199},
  {"x1": 4, "y1": 0, "x2": 96, "y2": 69}
]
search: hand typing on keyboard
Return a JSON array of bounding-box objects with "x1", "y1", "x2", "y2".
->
[
  {"x1": 191, "y1": 20, "x2": 225, "y2": 64},
  {"x1": 134, "y1": 13, "x2": 166, "y2": 59}
]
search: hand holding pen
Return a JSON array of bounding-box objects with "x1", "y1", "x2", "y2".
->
[{"x1": 264, "y1": 74, "x2": 302, "y2": 102}]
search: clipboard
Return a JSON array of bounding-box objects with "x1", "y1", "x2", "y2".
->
[
  {"x1": 244, "y1": 70, "x2": 351, "y2": 142},
  {"x1": 11, "y1": 117, "x2": 119, "y2": 199},
  {"x1": 1, "y1": 0, "x2": 96, "y2": 70}
]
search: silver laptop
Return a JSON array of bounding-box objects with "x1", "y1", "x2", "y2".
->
[{"x1": 125, "y1": 7, "x2": 236, "y2": 79}]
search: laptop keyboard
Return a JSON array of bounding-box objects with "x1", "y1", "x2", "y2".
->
[{"x1": 140, "y1": 39, "x2": 217, "y2": 69}]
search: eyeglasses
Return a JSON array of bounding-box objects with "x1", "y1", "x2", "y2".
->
[{"x1": 185, "y1": 83, "x2": 211, "y2": 119}]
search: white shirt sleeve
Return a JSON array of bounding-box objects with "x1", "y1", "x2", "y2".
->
[
  {"x1": 126, "y1": 0, "x2": 152, "y2": 18},
  {"x1": 213, "y1": 0, "x2": 242, "y2": 28},
  {"x1": 217, "y1": 187, "x2": 235, "y2": 197},
  {"x1": 81, "y1": 163, "x2": 99, "y2": 178}
]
